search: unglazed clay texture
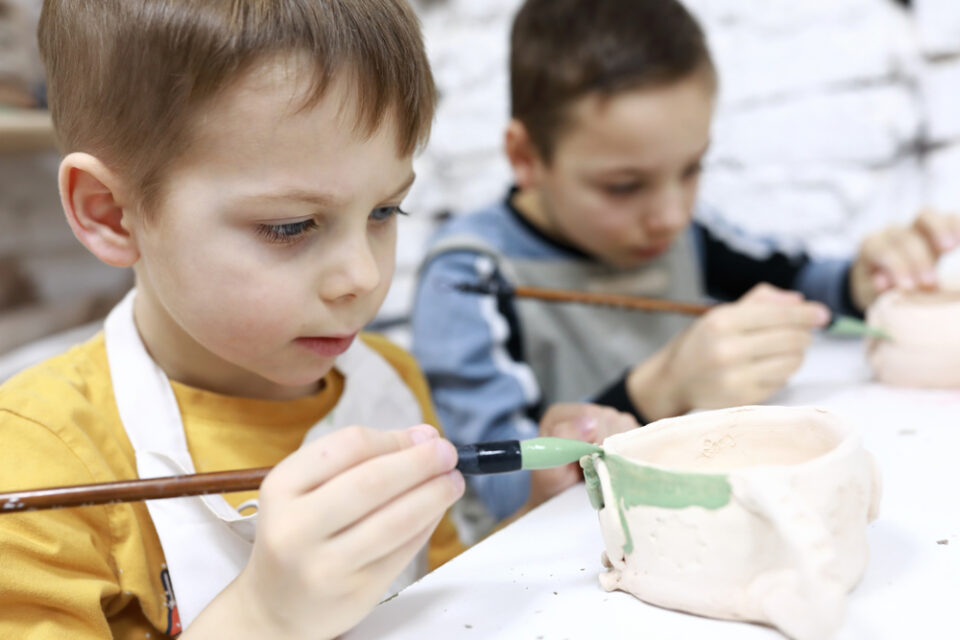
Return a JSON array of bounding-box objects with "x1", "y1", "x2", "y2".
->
[
  {"x1": 583, "y1": 406, "x2": 881, "y2": 640},
  {"x1": 867, "y1": 290, "x2": 960, "y2": 388}
]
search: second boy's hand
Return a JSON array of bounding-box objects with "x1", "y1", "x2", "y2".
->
[
  {"x1": 454, "y1": 278, "x2": 886, "y2": 339},
  {"x1": 627, "y1": 283, "x2": 828, "y2": 422},
  {"x1": 849, "y1": 210, "x2": 960, "y2": 310}
]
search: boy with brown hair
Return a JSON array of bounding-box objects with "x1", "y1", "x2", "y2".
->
[
  {"x1": 3, "y1": 4, "x2": 635, "y2": 635},
  {"x1": 0, "y1": 1, "x2": 467, "y2": 638},
  {"x1": 412, "y1": 0, "x2": 960, "y2": 525}
]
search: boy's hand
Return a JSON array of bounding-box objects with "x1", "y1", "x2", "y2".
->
[
  {"x1": 526, "y1": 403, "x2": 638, "y2": 511},
  {"x1": 628, "y1": 284, "x2": 829, "y2": 420},
  {"x1": 186, "y1": 425, "x2": 464, "y2": 640},
  {"x1": 850, "y1": 210, "x2": 960, "y2": 310}
]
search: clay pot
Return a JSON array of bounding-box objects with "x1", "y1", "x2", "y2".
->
[
  {"x1": 581, "y1": 406, "x2": 881, "y2": 640},
  {"x1": 867, "y1": 290, "x2": 960, "y2": 388}
]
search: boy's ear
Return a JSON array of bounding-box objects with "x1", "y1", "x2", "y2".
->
[
  {"x1": 58, "y1": 152, "x2": 140, "y2": 267},
  {"x1": 505, "y1": 119, "x2": 543, "y2": 190}
]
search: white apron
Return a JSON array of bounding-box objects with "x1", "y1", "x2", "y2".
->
[{"x1": 104, "y1": 290, "x2": 426, "y2": 630}]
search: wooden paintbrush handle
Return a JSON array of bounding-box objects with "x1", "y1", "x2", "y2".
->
[
  {"x1": 512, "y1": 285, "x2": 713, "y2": 316},
  {"x1": 0, "y1": 467, "x2": 272, "y2": 513}
]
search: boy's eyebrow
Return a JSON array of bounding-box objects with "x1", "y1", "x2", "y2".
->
[
  {"x1": 236, "y1": 173, "x2": 416, "y2": 208},
  {"x1": 593, "y1": 142, "x2": 712, "y2": 177},
  {"x1": 385, "y1": 172, "x2": 417, "y2": 200}
]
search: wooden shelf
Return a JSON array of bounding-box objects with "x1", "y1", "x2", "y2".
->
[{"x1": 0, "y1": 109, "x2": 56, "y2": 153}]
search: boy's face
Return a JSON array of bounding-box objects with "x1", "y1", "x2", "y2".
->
[
  {"x1": 130, "y1": 59, "x2": 412, "y2": 399},
  {"x1": 525, "y1": 73, "x2": 714, "y2": 268}
]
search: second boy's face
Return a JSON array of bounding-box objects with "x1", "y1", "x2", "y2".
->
[
  {"x1": 532, "y1": 73, "x2": 714, "y2": 268},
  {"x1": 130, "y1": 59, "x2": 413, "y2": 399}
]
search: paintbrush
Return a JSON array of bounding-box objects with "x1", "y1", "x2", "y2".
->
[
  {"x1": 454, "y1": 280, "x2": 892, "y2": 340},
  {"x1": 0, "y1": 437, "x2": 599, "y2": 513}
]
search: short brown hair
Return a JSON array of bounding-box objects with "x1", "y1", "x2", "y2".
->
[
  {"x1": 510, "y1": 0, "x2": 714, "y2": 161},
  {"x1": 39, "y1": 0, "x2": 436, "y2": 212}
]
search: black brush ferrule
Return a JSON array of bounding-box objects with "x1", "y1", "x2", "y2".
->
[{"x1": 455, "y1": 440, "x2": 522, "y2": 475}]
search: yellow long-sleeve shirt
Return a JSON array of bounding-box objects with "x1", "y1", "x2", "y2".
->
[{"x1": 0, "y1": 332, "x2": 462, "y2": 639}]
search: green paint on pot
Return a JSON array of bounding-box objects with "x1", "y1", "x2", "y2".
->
[
  {"x1": 600, "y1": 453, "x2": 732, "y2": 556},
  {"x1": 580, "y1": 455, "x2": 605, "y2": 510}
]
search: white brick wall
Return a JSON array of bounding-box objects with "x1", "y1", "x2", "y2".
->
[
  {"x1": 926, "y1": 146, "x2": 960, "y2": 211},
  {"x1": 914, "y1": 0, "x2": 960, "y2": 56},
  {"x1": 921, "y1": 58, "x2": 960, "y2": 144},
  {"x1": 690, "y1": 0, "x2": 918, "y2": 108},
  {"x1": 711, "y1": 86, "x2": 920, "y2": 165},
  {"x1": 405, "y1": 0, "x2": 520, "y2": 218}
]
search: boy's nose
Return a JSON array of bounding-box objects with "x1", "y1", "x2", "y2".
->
[
  {"x1": 321, "y1": 238, "x2": 382, "y2": 302},
  {"x1": 644, "y1": 186, "x2": 689, "y2": 235}
]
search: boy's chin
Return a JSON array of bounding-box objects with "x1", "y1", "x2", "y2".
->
[
  {"x1": 602, "y1": 252, "x2": 660, "y2": 269},
  {"x1": 612, "y1": 242, "x2": 674, "y2": 267},
  {"x1": 257, "y1": 360, "x2": 336, "y2": 393}
]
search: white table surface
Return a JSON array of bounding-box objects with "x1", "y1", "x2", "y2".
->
[{"x1": 348, "y1": 337, "x2": 960, "y2": 640}]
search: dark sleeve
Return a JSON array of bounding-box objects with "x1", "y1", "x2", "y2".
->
[
  {"x1": 590, "y1": 372, "x2": 648, "y2": 425},
  {"x1": 693, "y1": 221, "x2": 863, "y2": 318},
  {"x1": 694, "y1": 221, "x2": 811, "y2": 301}
]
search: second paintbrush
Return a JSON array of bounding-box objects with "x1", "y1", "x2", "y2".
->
[{"x1": 454, "y1": 279, "x2": 892, "y2": 340}]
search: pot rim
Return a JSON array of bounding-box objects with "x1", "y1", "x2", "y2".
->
[{"x1": 597, "y1": 405, "x2": 861, "y2": 477}]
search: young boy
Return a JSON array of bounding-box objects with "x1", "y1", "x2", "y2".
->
[
  {"x1": 412, "y1": 0, "x2": 960, "y2": 524},
  {"x1": 2, "y1": 4, "x2": 637, "y2": 636},
  {"x1": 0, "y1": 2, "x2": 477, "y2": 638}
]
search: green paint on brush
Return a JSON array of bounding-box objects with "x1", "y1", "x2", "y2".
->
[
  {"x1": 828, "y1": 315, "x2": 892, "y2": 340},
  {"x1": 581, "y1": 453, "x2": 732, "y2": 556},
  {"x1": 519, "y1": 437, "x2": 602, "y2": 469}
]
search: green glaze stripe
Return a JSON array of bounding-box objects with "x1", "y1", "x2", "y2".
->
[
  {"x1": 580, "y1": 455, "x2": 605, "y2": 510},
  {"x1": 520, "y1": 437, "x2": 602, "y2": 469},
  {"x1": 600, "y1": 454, "x2": 732, "y2": 556},
  {"x1": 604, "y1": 454, "x2": 732, "y2": 510}
]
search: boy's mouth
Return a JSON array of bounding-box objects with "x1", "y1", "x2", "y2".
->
[
  {"x1": 630, "y1": 242, "x2": 671, "y2": 261},
  {"x1": 295, "y1": 333, "x2": 358, "y2": 357}
]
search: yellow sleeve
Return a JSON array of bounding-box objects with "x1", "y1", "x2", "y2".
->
[
  {"x1": 0, "y1": 411, "x2": 122, "y2": 639},
  {"x1": 358, "y1": 334, "x2": 467, "y2": 569}
]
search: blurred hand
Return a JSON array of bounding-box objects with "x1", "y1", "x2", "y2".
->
[
  {"x1": 184, "y1": 424, "x2": 464, "y2": 640},
  {"x1": 526, "y1": 403, "x2": 638, "y2": 511},
  {"x1": 628, "y1": 284, "x2": 829, "y2": 420},
  {"x1": 850, "y1": 210, "x2": 960, "y2": 310}
]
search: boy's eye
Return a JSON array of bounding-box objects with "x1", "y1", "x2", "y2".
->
[
  {"x1": 603, "y1": 182, "x2": 645, "y2": 196},
  {"x1": 370, "y1": 205, "x2": 409, "y2": 222},
  {"x1": 683, "y1": 162, "x2": 703, "y2": 180},
  {"x1": 257, "y1": 219, "x2": 318, "y2": 243}
]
